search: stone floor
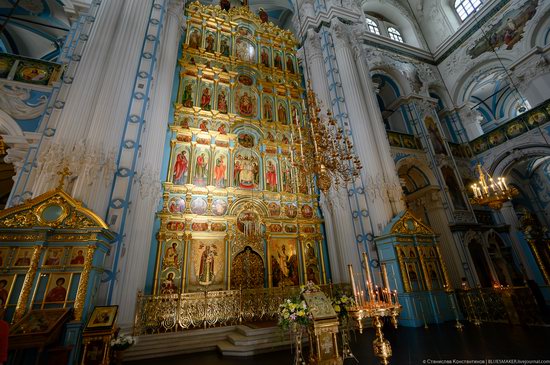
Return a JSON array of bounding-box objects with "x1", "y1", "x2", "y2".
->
[{"x1": 126, "y1": 322, "x2": 550, "y2": 364}]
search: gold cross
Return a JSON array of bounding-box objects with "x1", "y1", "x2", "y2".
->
[{"x1": 57, "y1": 166, "x2": 72, "y2": 190}]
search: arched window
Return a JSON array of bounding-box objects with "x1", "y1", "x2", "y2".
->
[
  {"x1": 454, "y1": 0, "x2": 483, "y2": 21},
  {"x1": 366, "y1": 18, "x2": 380, "y2": 35},
  {"x1": 387, "y1": 27, "x2": 403, "y2": 42}
]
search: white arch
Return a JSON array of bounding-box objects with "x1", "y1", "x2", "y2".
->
[
  {"x1": 489, "y1": 145, "x2": 550, "y2": 177},
  {"x1": 0, "y1": 109, "x2": 24, "y2": 137}
]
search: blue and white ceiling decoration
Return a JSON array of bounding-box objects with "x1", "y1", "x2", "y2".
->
[{"x1": 0, "y1": 0, "x2": 71, "y2": 61}]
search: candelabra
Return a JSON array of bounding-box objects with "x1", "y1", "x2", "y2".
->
[
  {"x1": 290, "y1": 82, "x2": 362, "y2": 193},
  {"x1": 346, "y1": 253, "x2": 402, "y2": 365},
  {"x1": 469, "y1": 163, "x2": 518, "y2": 210}
]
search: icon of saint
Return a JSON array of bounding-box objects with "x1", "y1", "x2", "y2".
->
[
  {"x1": 173, "y1": 151, "x2": 188, "y2": 185},
  {"x1": 161, "y1": 272, "x2": 178, "y2": 294},
  {"x1": 217, "y1": 90, "x2": 228, "y2": 114},
  {"x1": 45, "y1": 277, "x2": 67, "y2": 302},
  {"x1": 263, "y1": 99, "x2": 272, "y2": 121},
  {"x1": 70, "y1": 250, "x2": 85, "y2": 265},
  {"x1": 239, "y1": 92, "x2": 253, "y2": 116},
  {"x1": 189, "y1": 29, "x2": 201, "y2": 49},
  {"x1": 15, "y1": 251, "x2": 31, "y2": 266},
  {"x1": 45, "y1": 250, "x2": 61, "y2": 266},
  {"x1": 214, "y1": 155, "x2": 227, "y2": 187},
  {"x1": 205, "y1": 33, "x2": 215, "y2": 52},
  {"x1": 278, "y1": 104, "x2": 287, "y2": 124},
  {"x1": 286, "y1": 57, "x2": 294, "y2": 73},
  {"x1": 182, "y1": 83, "x2": 194, "y2": 107},
  {"x1": 261, "y1": 49, "x2": 269, "y2": 67},
  {"x1": 163, "y1": 242, "x2": 179, "y2": 268},
  {"x1": 199, "y1": 244, "x2": 217, "y2": 285},
  {"x1": 194, "y1": 152, "x2": 209, "y2": 186},
  {"x1": 266, "y1": 160, "x2": 277, "y2": 191},
  {"x1": 274, "y1": 53, "x2": 282, "y2": 69},
  {"x1": 201, "y1": 88, "x2": 211, "y2": 111}
]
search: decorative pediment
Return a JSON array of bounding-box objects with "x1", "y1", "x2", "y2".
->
[
  {"x1": 388, "y1": 210, "x2": 434, "y2": 236},
  {"x1": 0, "y1": 188, "x2": 108, "y2": 230}
]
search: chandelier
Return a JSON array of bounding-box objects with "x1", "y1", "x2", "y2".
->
[
  {"x1": 469, "y1": 163, "x2": 518, "y2": 210},
  {"x1": 290, "y1": 82, "x2": 362, "y2": 193}
]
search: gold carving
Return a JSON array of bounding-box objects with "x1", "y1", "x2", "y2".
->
[
  {"x1": 74, "y1": 245, "x2": 97, "y2": 321},
  {"x1": 390, "y1": 210, "x2": 434, "y2": 235},
  {"x1": 13, "y1": 245, "x2": 42, "y2": 323}
]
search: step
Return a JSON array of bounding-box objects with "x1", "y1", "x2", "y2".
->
[{"x1": 217, "y1": 338, "x2": 294, "y2": 357}]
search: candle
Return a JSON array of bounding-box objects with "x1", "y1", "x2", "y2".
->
[
  {"x1": 362, "y1": 252, "x2": 373, "y2": 300},
  {"x1": 348, "y1": 264, "x2": 359, "y2": 305},
  {"x1": 381, "y1": 263, "x2": 390, "y2": 290}
]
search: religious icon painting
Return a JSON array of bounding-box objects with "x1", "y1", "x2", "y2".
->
[
  {"x1": 303, "y1": 241, "x2": 320, "y2": 284},
  {"x1": 180, "y1": 116, "x2": 192, "y2": 129},
  {"x1": 286, "y1": 55, "x2": 295, "y2": 74},
  {"x1": 216, "y1": 122, "x2": 229, "y2": 135},
  {"x1": 16, "y1": 63, "x2": 50, "y2": 85},
  {"x1": 162, "y1": 240, "x2": 181, "y2": 269},
  {"x1": 506, "y1": 121, "x2": 526, "y2": 138},
  {"x1": 171, "y1": 145, "x2": 190, "y2": 185},
  {"x1": 264, "y1": 157, "x2": 278, "y2": 192},
  {"x1": 528, "y1": 111, "x2": 547, "y2": 127},
  {"x1": 168, "y1": 195, "x2": 186, "y2": 213},
  {"x1": 43, "y1": 247, "x2": 64, "y2": 267},
  {"x1": 220, "y1": 36, "x2": 231, "y2": 57},
  {"x1": 290, "y1": 103, "x2": 301, "y2": 125},
  {"x1": 216, "y1": 85, "x2": 229, "y2": 114},
  {"x1": 199, "y1": 83, "x2": 213, "y2": 111},
  {"x1": 189, "y1": 239, "x2": 225, "y2": 290},
  {"x1": 181, "y1": 78, "x2": 196, "y2": 108},
  {"x1": 301, "y1": 204, "x2": 313, "y2": 219},
  {"x1": 269, "y1": 238, "x2": 299, "y2": 287},
  {"x1": 43, "y1": 273, "x2": 71, "y2": 304},
  {"x1": 268, "y1": 202, "x2": 280, "y2": 217},
  {"x1": 188, "y1": 27, "x2": 202, "y2": 49},
  {"x1": 13, "y1": 247, "x2": 34, "y2": 267},
  {"x1": 0, "y1": 274, "x2": 15, "y2": 308},
  {"x1": 212, "y1": 198, "x2": 228, "y2": 216},
  {"x1": 192, "y1": 148, "x2": 210, "y2": 187},
  {"x1": 233, "y1": 149, "x2": 260, "y2": 189},
  {"x1": 237, "y1": 133, "x2": 255, "y2": 148},
  {"x1": 235, "y1": 88, "x2": 257, "y2": 118},
  {"x1": 262, "y1": 96, "x2": 274, "y2": 122},
  {"x1": 191, "y1": 221, "x2": 209, "y2": 231},
  {"x1": 68, "y1": 247, "x2": 86, "y2": 267},
  {"x1": 190, "y1": 197, "x2": 208, "y2": 215},
  {"x1": 213, "y1": 150, "x2": 228, "y2": 188},
  {"x1": 204, "y1": 31, "x2": 216, "y2": 53},
  {"x1": 424, "y1": 116, "x2": 446, "y2": 155},
  {"x1": 0, "y1": 248, "x2": 9, "y2": 268},
  {"x1": 85, "y1": 305, "x2": 118, "y2": 331},
  {"x1": 281, "y1": 158, "x2": 294, "y2": 193},
  {"x1": 236, "y1": 37, "x2": 256, "y2": 63},
  {"x1": 260, "y1": 46, "x2": 270, "y2": 67},
  {"x1": 159, "y1": 268, "x2": 181, "y2": 294},
  {"x1": 211, "y1": 222, "x2": 227, "y2": 232},
  {"x1": 0, "y1": 56, "x2": 14, "y2": 78},
  {"x1": 285, "y1": 204, "x2": 298, "y2": 218},
  {"x1": 277, "y1": 101, "x2": 288, "y2": 124},
  {"x1": 273, "y1": 50, "x2": 283, "y2": 70}
]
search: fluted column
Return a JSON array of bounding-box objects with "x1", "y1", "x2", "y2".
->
[
  {"x1": 29, "y1": 0, "x2": 126, "y2": 195},
  {"x1": 331, "y1": 22, "x2": 394, "y2": 232},
  {"x1": 353, "y1": 42, "x2": 405, "y2": 215},
  {"x1": 322, "y1": 188, "x2": 362, "y2": 286},
  {"x1": 111, "y1": 0, "x2": 184, "y2": 327},
  {"x1": 303, "y1": 29, "x2": 330, "y2": 110},
  {"x1": 422, "y1": 191, "x2": 466, "y2": 286},
  {"x1": 500, "y1": 201, "x2": 536, "y2": 280}
]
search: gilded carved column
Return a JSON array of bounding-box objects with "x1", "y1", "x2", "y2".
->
[
  {"x1": 13, "y1": 245, "x2": 42, "y2": 323},
  {"x1": 73, "y1": 244, "x2": 97, "y2": 321}
]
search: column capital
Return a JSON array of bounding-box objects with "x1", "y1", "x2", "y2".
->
[
  {"x1": 304, "y1": 28, "x2": 322, "y2": 60},
  {"x1": 331, "y1": 21, "x2": 351, "y2": 52}
]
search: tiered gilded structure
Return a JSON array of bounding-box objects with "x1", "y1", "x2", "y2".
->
[{"x1": 152, "y1": 3, "x2": 326, "y2": 294}]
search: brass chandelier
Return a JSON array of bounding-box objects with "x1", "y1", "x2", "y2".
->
[
  {"x1": 469, "y1": 163, "x2": 518, "y2": 210},
  {"x1": 290, "y1": 82, "x2": 362, "y2": 193}
]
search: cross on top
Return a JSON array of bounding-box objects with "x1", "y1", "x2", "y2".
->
[{"x1": 57, "y1": 166, "x2": 72, "y2": 190}]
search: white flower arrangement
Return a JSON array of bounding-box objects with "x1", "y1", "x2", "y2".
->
[
  {"x1": 277, "y1": 298, "x2": 313, "y2": 331},
  {"x1": 110, "y1": 334, "x2": 137, "y2": 351}
]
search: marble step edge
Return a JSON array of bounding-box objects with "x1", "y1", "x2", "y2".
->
[{"x1": 216, "y1": 339, "x2": 294, "y2": 357}]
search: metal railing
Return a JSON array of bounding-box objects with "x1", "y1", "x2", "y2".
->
[{"x1": 133, "y1": 284, "x2": 351, "y2": 335}]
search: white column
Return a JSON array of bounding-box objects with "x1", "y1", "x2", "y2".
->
[
  {"x1": 458, "y1": 103, "x2": 484, "y2": 141},
  {"x1": 353, "y1": 42, "x2": 405, "y2": 215},
  {"x1": 500, "y1": 201, "x2": 536, "y2": 280},
  {"x1": 111, "y1": 0, "x2": 184, "y2": 328},
  {"x1": 322, "y1": 188, "x2": 362, "y2": 286},
  {"x1": 303, "y1": 29, "x2": 331, "y2": 110},
  {"x1": 30, "y1": 0, "x2": 126, "y2": 195},
  {"x1": 331, "y1": 22, "x2": 394, "y2": 233},
  {"x1": 422, "y1": 191, "x2": 466, "y2": 286},
  {"x1": 30, "y1": 0, "x2": 154, "y2": 220}
]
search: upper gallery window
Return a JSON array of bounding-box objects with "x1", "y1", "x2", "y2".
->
[
  {"x1": 366, "y1": 18, "x2": 381, "y2": 35},
  {"x1": 388, "y1": 27, "x2": 403, "y2": 42},
  {"x1": 455, "y1": 0, "x2": 483, "y2": 21}
]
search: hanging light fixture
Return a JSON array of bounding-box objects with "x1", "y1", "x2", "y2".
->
[
  {"x1": 469, "y1": 163, "x2": 518, "y2": 209},
  {"x1": 290, "y1": 81, "x2": 362, "y2": 194}
]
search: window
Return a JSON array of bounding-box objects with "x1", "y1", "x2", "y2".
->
[
  {"x1": 455, "y1": 0, "x2": 483, "y2": 21},
  {"x1": 366, "y1": 18, "x2": 380, "y2": 35},
  {"x1": 388, "y1": 27, "x2": 403, "y2": 42}
]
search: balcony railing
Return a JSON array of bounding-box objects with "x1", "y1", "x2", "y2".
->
[
  {"x1": 0, "y1": 53, "x2": 63, "y2": 86},
  {"x1": 469, "y1": 100, "x2": 550, "y2": 155},
  {"x1": 387, "y1": 130, "x2": 422, "y2": 150}
]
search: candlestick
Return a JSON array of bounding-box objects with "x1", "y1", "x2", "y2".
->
[{"x1": 381, "y1": 263, "x2": 390, "y2": 290}]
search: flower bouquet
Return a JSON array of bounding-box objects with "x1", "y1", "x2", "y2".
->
[
  {"x1": 277, "y1": 297, "x2": 313, "y2": 331},
  {"x1": 331, "y1": 293, "x2": 355, "y2": 319},
  {"x1": 299, "y1": 281, "x2": 321, "y2": 295},
  {"x1": 110, "y1": 334, "x2": 136, "y2": 352}
]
